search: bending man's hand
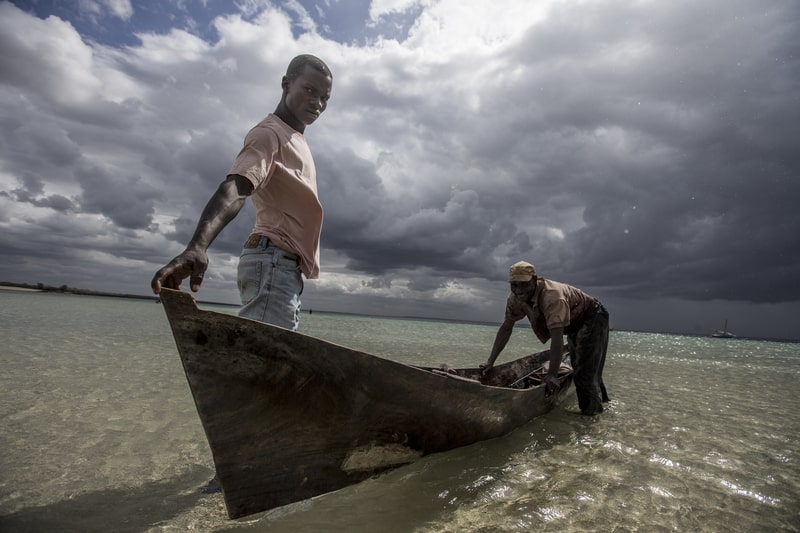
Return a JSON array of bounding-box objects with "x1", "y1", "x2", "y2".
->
[
  {"x1": 479, "y1": 362, "x2": 493, "y2": 376},
  {"x1": 151, "y1": 248, "x2": 209, "y2": 294},
  {"x1": 544, "y1": 374, "x2": 561, "y2": 396}
]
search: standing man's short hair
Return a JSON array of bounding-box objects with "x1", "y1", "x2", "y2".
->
[{"x1": 286, "y1": 54, "x2": 332, "y2": 80}]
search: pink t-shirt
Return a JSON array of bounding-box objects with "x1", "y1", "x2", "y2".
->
[{"x1": 228, "y1": 114, "x2": 323, "y2": 279}]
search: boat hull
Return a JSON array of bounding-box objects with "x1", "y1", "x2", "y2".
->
[{"x1": 159, "y1": 288, "x2": 572, "y2": 518}]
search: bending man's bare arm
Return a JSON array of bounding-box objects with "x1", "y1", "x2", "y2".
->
[
  {"x1": 481, "y1": 318, "x2": 515, "y2": 375},
  {"x1": 544, "y1": 326, "x2": 564, "y2": 394}
]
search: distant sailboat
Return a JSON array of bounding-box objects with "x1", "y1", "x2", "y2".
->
[{"x1": 712, "y1": 319, "x2": 736, "y2": 338}]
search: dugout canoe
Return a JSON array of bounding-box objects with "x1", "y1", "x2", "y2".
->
[{"x1": 159, "y1": 288, "x2": 573, "y2": 518}]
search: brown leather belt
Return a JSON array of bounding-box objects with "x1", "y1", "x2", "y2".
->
[
  {"x1": 244, "y1": 234, "x2": 263, "y2": 248},
  {"x1": 243, "y1": 234, "x2": 299, "y2": 261}
]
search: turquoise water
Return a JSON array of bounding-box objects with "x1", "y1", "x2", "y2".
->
[{"x1": 0, "y1": 290, "x2": 798, "y2": 532}]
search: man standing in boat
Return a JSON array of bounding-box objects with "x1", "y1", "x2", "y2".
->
[
  {"x1": 480, "y1": 261, "x2": 610, "y2": 416},
  {"x1": 151, "y1": 54, "x2": 333, "y2": 331}
]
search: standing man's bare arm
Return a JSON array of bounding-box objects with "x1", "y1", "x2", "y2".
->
[{"x1": 151, "y1": 174, "x2": 253, "y2": 294}]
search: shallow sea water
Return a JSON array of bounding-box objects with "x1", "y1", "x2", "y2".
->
[{"x1": 1, "y1": 291, "x2": 798, "y2": 532}]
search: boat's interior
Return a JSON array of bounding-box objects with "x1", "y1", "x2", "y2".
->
[{"x1": 422, "y1": 357, "x2": 571, "y2": 390}]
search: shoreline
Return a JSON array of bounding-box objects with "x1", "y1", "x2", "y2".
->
[{"x1": 0, "y1": 285, "x2": 43, "y2": 292}]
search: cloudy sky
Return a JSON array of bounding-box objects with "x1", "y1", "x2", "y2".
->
[{"x1": 1, "y1": 0, "x2": 798, "y2": 340}]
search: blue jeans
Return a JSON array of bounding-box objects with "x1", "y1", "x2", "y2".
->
[{"x1": 237, "y1": 236, "x2": 303, "y2": 330}]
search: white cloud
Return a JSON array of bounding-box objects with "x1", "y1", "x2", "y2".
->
[
  {"x1": 368, "y1": 0, "x2": 425, "y2": 21},
  {"x1": 403, "y1": 0, "x2": 552, "y2": 52},
  {"x1": 79, "y1": 0, "x2": 134, "y2": 20},
  {"x1": 0, "y1": 4, "x2": 102, "y2": 105},
  {"x1": 131, "y1": 28, "x2": 211, "y2": 64}
]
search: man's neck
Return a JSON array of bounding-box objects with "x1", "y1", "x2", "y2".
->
[{"x1": 273, "y1": 105, "x2": 304, "y2": 133}]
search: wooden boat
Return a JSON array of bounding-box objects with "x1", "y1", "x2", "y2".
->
[{"x1": 158, "y1": 288, "x2": 573, "y2": 519}]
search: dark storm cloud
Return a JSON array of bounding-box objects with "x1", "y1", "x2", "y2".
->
[
  {"x1": 73, "y1": 160, "x2": 159, "y2": 229},
  {"x1": 307, "y1": 0, "x2": 800, "y2": 309},
  {"x1": 317, "y1": 147, "x2": 528, "y2": 279},
  {"x1": 0, "y1": 173, "x2": 76, "y2": 213}
]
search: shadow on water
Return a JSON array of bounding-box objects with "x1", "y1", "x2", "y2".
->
[
  {"x1": 0, "y1": 466, "x2": 213, "y2": 533},
  {"x1": 212, "y1": 407, "x2": 594, "y2": 533}
]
